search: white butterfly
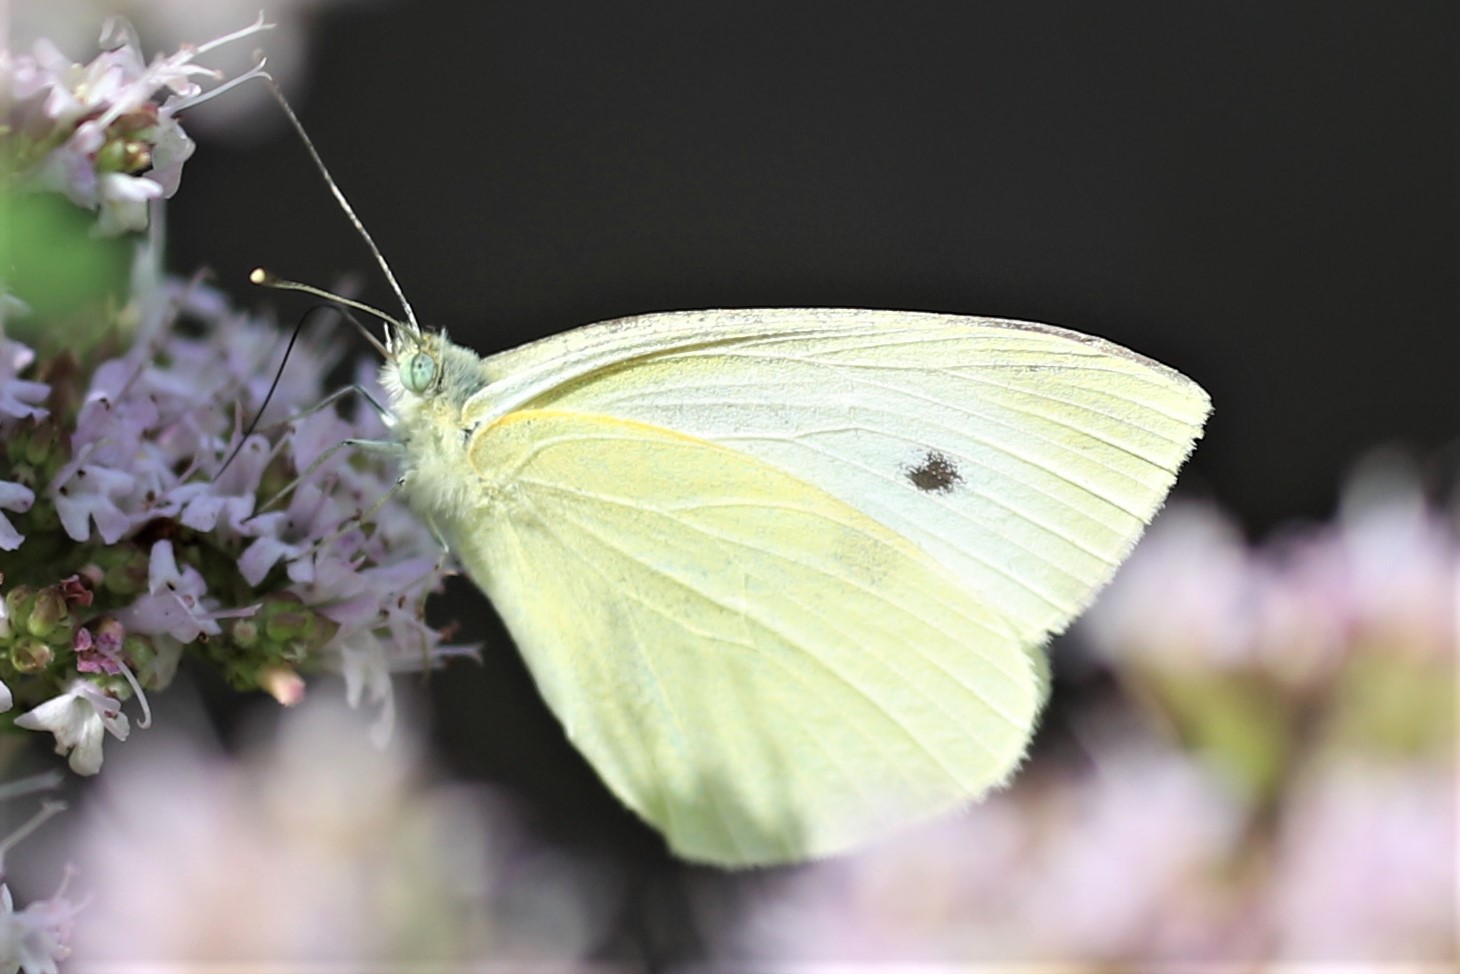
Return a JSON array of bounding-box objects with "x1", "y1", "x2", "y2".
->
[
  {"x1": 259, "y1": 89, "x2": 1209, "y2": 867},
  {"x1": 374, "y1": 305, "x2": 1209, "y2": 866}
]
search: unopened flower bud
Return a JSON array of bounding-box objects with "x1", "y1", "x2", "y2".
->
[
  {"x1": 97, "y1": 547, "x2": 149, "y2": 596},
  {"x1": 259, "y1": 665, "x2": 306, "y2": 707},
  {"x1": 230, "y1": 617, "x2": 260, "y2": 649},
  {"x1": 26, "y1": 587, "x2": 69, "y2": 639},
  {"x1": 261, "y1": 597, "x2": 311, "y2": 642},
  {"x1": 94, "y1": 617, "x2": 125, "y2": 651},
  {"x1": 11, "y1": 638, "x2": 53, "y2": 673},
  {"x1": 5, "y1": 586, "x2": 36, "y2": 633}
]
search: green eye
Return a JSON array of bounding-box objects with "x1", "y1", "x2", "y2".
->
[{"x1": 402, "y1": 351, "x2": 437, "y2": 394}]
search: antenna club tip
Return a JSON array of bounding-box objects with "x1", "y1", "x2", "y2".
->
[{"x1": 249, "y1": 267, "x2": 274, "y2": 286}]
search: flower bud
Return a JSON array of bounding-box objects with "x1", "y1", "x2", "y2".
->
[
  {"x1": 21, "y1": 420, "x2": 64, "y2": 469},
  {"x1": 96, "y1": 546, "x2": 149, "y2": 596},
  {"x1": 11, "y1": 637, "x2": 53, "y2": 672},
  {"x1": 26, "y1": 586, "x2": 69, "y2": 639},
  {"x1": 259, "y1": 665, "x2": 306, "y2": 707},
  {"x1": 121, "y1": 635, "x2": 157, "y2": 682},
  {"x1": 58, "y1": 574, "x2": 93, "y2": 607},
  {"x1": 94, "y1": 617, "x2": 125, "y2": 651},
  {"x1": 261, "y1": 597, "x2": 311, "y2": 642},
  {"x1": 230, "y1": 617, "x2": 260, "y2": 649},
  {"x1": 5, "y1": 586, "x2": 36, "y2": 634}
]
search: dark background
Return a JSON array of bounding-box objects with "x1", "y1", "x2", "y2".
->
[{"x1": 167, "y1": 1, "x2": 1456, "y2": 963}]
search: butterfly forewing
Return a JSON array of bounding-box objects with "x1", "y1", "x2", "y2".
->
[{"x1": 471, "y1": 310, "x2": 1211, "y2": 645}]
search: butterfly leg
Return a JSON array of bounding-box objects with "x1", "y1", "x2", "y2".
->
[{"x1": 244, "y1": 434, "x2": 403, "y2": 522}]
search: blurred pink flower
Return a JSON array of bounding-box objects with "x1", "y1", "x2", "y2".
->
[
  {"x1": 703, "y1": 738, "x2": 1245, "y2": 966},
  {"x1": 1081, "y1": 455, "x2": 1458, "y2": 685},
  {"x1": 43, "y1": 697, "x2": 615, "y2": 969},
  {"x1": 0, "y1": 882, "x2": 75, "y2": 974},
  {"x1": 1269, "y1": 760, "x2": 1456, "y2": 964}
]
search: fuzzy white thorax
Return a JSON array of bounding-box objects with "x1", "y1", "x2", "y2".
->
[{"x1": 381, "y1": 331, "x2": 498, "y2": 529}]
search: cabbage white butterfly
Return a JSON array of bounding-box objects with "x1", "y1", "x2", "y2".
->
[{"x1": 260, "y1": 95, "x2": 1210, "y2": 867}]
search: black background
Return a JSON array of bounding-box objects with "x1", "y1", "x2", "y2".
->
[{"x1": 166, "y1": 1, "x2": 1457, "y2": 963}]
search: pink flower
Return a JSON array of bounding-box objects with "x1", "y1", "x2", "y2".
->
[
  {"x1": 73, "y1": 619, "x2": 125, "y2": 676},
  {"x1": 52, "y1": 699, "x2": 610, "y2": 967},
  {"x1": 116, "y1": 541, "x2": 230, "y2": 643},
  {"x1": 705, "y1": 739, "x2": 1244, "y2": 965},
  {"x1": 1270, "y1": 761, "x2": 1457, "y2": 963},
  {"x1": 1, "y1": 16, "x2": 272, "y2": 236},
  {"x1": 1079, "y1": 454, "x2": 1459, "y2": 688}
]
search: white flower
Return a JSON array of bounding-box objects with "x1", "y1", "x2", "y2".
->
[
  {"x1": 0, "y1": 797, "x2": 77, "y2": 974},
  {"x1": 93, "y1": 171, "x2": 166, "y2": 237},
  {"x1": 14, "y1": 680, "x2": 130, "y2": 776},
  {"x1": 0, "y1": 483, "x2": 35, "y2": 552},
  {"x1": 49, "y1": 463, "x2": 135, "y2": 545}
]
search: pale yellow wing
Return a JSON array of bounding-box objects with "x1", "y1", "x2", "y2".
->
[{"x1": 450, "y1": 408, "x2": 1043, "y2": 866}]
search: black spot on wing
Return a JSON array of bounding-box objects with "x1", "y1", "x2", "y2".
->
[{"x1": 904, "y1": 450, "x2": 963, "y2": 494}]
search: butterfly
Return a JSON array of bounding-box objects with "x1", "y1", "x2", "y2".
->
[
  {"x1": 372, "y1": 304, "x2": 1210, "y2": 866},
  {"x1": 257, "y1": 88, "x2": 1209, "y2": 867}
]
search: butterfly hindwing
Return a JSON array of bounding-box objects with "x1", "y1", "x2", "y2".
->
[{"x1": 450, "y1": 408, "x2": 1043, "y2": 866}]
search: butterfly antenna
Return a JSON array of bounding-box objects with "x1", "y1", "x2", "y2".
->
[
  {"x1": 216, "y1": 308, "x2": 312, "y2": 478},
  {"x1": 250, "y1": 269, "x2": 396, "y2": 358},
  {"x1": 262, "y1": 76, "x2": 419, "y2": 341}
]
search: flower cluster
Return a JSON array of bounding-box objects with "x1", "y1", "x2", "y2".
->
[
  {"x1": 0, "y1": 277, "x2": 471, "y2": 774},
  {"x1": 0, "y1": 18, "x2": 471, "y2": 782},
  {"x1": 0, "y1": 20, "x2": 477, "y2": 969},
  {"x1": 1, "y1": 16, "x2": 270, "y2": 235}
]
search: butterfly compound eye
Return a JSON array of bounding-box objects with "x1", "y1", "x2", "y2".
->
[{"x1": 402, "y1": 351, "x2": 438, "y2": 394}]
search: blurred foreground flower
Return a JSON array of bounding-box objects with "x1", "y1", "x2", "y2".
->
[
  {"x1": 702, "y1": 457, "x2": 1457, "y2": 967},
  {"x1": 700, "y1": 740, "x2": 1245, "y2": 967},
  {"x1": 0, "y1": 775, "x2": 77, "y2": 974},
  {"x1": 32, "y1": 696, "x2": 614, "y2": 968},
  {"x1": 1082, "y1": 453, "x2": 1456, "y2": 800}
]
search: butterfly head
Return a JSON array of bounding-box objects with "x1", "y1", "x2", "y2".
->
[{"x1": 381, "y1": 326, "x2": 489, "y2": 436}]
